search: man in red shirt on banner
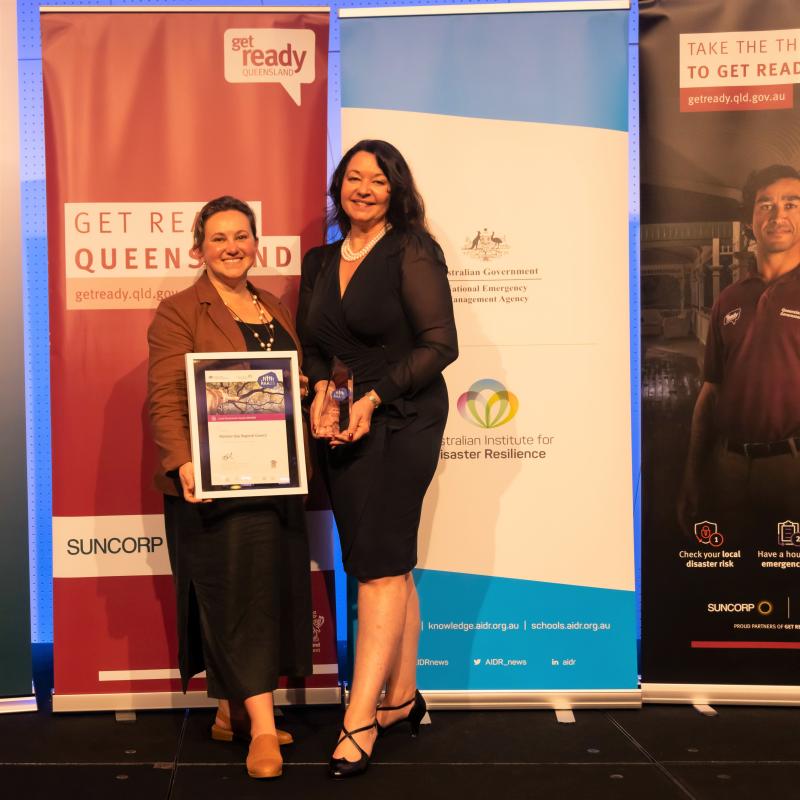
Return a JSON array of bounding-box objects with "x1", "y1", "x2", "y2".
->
[{"x1": 678, "y1": 164, "x2": 800, "y2": 541}]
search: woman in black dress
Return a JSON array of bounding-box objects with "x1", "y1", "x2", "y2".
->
[
  {"x1": 298, "y1": 141, "x2": 458, "y2": 777},
  {"x1": 148, "y1": 197, "x2": 312, "y2": 780}
]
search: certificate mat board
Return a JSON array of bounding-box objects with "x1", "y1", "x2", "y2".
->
[
  {"x1": 640, "y1": 0, "x2": 800, "y2": 702},
  {"x1": 42, "y1": 8, "x2": 338, "y2": 708},
  {"x1": 340, "y1": 4, "x2": 638, "y2": 702},
  {"x1": 186, "y1": 351, "x2": 308, "y2": 498}
]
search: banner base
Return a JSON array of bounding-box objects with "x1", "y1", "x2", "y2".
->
[
  {"x1": 347, "y1": 689, "x2": 641, "y2": 710},
  {"x1": 53, "y1": 686, "x2": 341, "y2": 713},
  {"x1": 0, "y1": 693, "x2": 38, "y2": 714},
  {"x1": 642, "y1": 683, "x2": 800, "y2": 706}
]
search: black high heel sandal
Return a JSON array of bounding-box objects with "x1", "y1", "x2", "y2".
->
[
  {"x1": 328, "y1": 720, "x2": 377, "y2": 779},
  {"x1": 376, "y1": 689, "x2": 427, "y2": 737}
]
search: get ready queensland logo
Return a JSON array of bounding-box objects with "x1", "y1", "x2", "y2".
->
[
  {"x1": 457, "y1": 379, "x2": 519, "y2": 429},
  {"x1": 224, "y1": 29, "x2": 315, "y2": 105}
]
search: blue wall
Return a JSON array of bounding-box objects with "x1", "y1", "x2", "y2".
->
[{"x1": 16, "y1": 0, "x2": 640, "y2": 645}]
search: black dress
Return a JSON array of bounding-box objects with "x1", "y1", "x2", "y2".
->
[
  {"x1": 163, "y1": 319, "x2": 312, "y2": 700},
  {"x1": 298, "y1": 230, "x2": 458, "y2": 580}
]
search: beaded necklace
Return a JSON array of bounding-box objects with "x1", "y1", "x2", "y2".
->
[
  {"x1": 341, "y1": 224, "x2": 390, "y2": 262},
  {"x1": 224, "y1": 291, "x2": 275, "y2": 351}
]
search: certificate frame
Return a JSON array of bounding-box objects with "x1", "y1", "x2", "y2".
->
[{"x1": 185, "y1": 351, "x2": 307, "y2": 499}]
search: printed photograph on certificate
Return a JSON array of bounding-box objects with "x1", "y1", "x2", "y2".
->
[{"x1": 185, "y1": 351, "x2": 307, "y2": 498}]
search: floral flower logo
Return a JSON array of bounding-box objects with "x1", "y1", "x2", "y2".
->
[{"x1": 457, "y1": 379, "x2": 519, "y2": 428}]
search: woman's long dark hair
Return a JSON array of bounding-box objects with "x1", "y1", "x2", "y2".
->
[{"x1": 328, "y1": 140, "x2": 429, "y2": 239}]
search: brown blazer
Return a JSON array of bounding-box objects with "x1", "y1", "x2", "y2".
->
[{"x1": 147, "y1": 270, "x2": 302, "y2": 496}]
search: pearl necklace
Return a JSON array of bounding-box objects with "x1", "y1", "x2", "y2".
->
[
  {"x1": 225, "y1": 292, "x2": 275, "y2": 351},
  {"x1": 341, "y1": 224, "x2": 390, "y2": 262}
]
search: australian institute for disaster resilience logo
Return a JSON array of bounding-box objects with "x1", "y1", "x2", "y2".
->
[
  {"x1": 443, "y1": 379, "x2": 553, "y2": 462},
  {"x1": 462, "y1": 228, "x2": 510, "y2": 262},
  {"x1": 458, "y1": 379, "x2": 519, "y2": 429},
  {"x1": 224, "y1": 29, "x2": 315, "y2": 105}
]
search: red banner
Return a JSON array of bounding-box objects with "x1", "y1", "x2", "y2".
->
[{"x1": 42, "y1": 8, "x2": 337, "y2": 709}]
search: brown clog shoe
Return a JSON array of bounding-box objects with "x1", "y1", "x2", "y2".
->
[
  {"x1": 246, "y1": 733, "x2": 283, "y2": 779},
  {"x1": 211, "y1": 710, "x2": 293, "y2": 745}
]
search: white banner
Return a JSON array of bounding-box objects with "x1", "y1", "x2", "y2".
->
[{"x1": 341, "y1": 4, "x2": 638, "y2": 698}]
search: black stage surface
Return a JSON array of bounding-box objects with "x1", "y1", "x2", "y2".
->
[{"x1": 2, "y1": 646, "x2": 798, "y2": 799}]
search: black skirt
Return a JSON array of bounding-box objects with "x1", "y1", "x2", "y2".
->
[
  {"x1": 318, "y1": 379, "x2": 448, "y2": 581},
  {"x1": 163, "y1": 494, "x2": 312, "y2": 700}
]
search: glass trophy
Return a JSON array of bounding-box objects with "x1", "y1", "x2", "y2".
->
[{"x1": 317, "y1": 356, "x2": 353, "y2": 437}]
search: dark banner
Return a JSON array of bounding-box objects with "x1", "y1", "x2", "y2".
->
[
  {"x1": 640, "y1": 0, "x2": 800, "y2": 694},
  {"x1": 0, "y1": 0, "x2": 33, "y2": 709},
  {"x1": 0, "y1": 246, "x2": 33, "y2": 704}
]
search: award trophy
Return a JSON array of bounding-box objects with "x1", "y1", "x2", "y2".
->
[{"x1": 317, "y1": 356, "x2": 353, "y2": 436}]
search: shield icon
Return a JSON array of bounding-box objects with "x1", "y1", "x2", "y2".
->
[{"x1": 694, "y1": 520, "x2": 724, "y2": 547}]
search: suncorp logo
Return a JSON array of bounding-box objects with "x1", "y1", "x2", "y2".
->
[
  {"x1": 457, "y1": 378, "x2": 518, "y2": 428},
  {"x1": 66, "y1": 537, "x2": 164, "y2": 555},
  {"x1": 224, "y1": 29, "x2": 315, "y2": 105},
  {"x1": 708, "y1": 600, "x2": 774, "y2": 615}
]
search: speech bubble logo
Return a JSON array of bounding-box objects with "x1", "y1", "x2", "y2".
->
[
  {"x1": 457, "y1": 378, "x2": 519, "y2": 429},
  {"x1": 258, "y1": 372, "x2": 278, "y2": 389},
  {"x1": 224, "y1": 28, "x2": 315, "y2": 106}
]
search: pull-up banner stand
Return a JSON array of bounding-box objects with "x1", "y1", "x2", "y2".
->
[
  {"x1": 340, "y1": 1, "x2": 639, "y2": 708},
  {"x1": 0, "y1": 0, "x2": 35, "y2": 715},
  {"x1": 41, "y1": 6, "x2": 338, "y2": 711},
  {"x1": 640, "y1": 0, "x2": 800, "y2": 705}
]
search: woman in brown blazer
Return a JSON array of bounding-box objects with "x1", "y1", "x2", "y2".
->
[{"x1": 147, "y1": 196, "x2": 311, "y2": 780}]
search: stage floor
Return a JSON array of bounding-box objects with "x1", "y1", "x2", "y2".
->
[{"x1": 1, "y1": 645, "x2": 798, "y2": 799}]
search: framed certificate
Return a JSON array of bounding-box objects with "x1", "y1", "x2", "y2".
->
[{"x1": 185, "y1": 351, "x2": 307, "y2": 499}]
